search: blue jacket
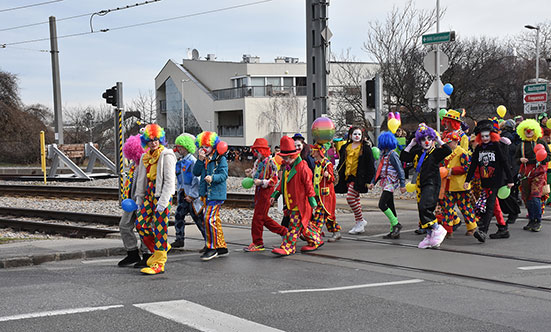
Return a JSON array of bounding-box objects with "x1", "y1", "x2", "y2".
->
[
  {"x1": 176, "y1": 154, "x2": 200, "y2": 199},
  {"x1": 192, "y1": 152, "x2": 228, "y2": 201}
]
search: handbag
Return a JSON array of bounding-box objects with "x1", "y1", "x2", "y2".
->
[{"x1": 543, "y1": 184, "x2": 551, "y2": 195}]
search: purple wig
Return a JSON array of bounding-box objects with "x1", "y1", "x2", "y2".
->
[
  {"x1": 123, "y1": 134, "x2": 145, "y2": 163},
  {"x1": 377, "y1": 131, "x2": 397, "y2": 151},
  {"x1": 414, "y1": 123, "x2": 437, "y2": 144}
]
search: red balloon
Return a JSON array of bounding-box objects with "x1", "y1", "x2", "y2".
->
[
  {"x1": 534, "y1": 144, "x2": 545, "y2": 153},
  {"x1": 216, "y1": 141, "x2": 228, "y2": 155},
  {"x1": 536, "y1": 149, "x2": 547, "y2": 162},
  {"x1": 439, "y1": 167, "x2": 448, "y2": 179}
]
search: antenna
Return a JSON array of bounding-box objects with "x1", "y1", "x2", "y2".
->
[
  {"x1": 191, "y1": 49, "x2": 199, "y2": 60},
  {"x1": 186, "y1": 48, "x2": 192, "y2": 59}
]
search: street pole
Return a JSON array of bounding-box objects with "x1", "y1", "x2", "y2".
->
[
  {"x1": 374, "y1": 73, "x2": 383, "y2": 141},
  {"x1": 49, "y1": 16, "x2": 63, "y2": 144},
  {"x1": 435, "y1": 0, "x2": 441, "y2": 133},
  {"x1": 181, "y1": 79, "x2": 186, "y2": 133},
  {"x1": 536, "y1": 27, "x2": 540, "y2": 83}
]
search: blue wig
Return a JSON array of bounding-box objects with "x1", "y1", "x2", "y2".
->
[{"x1": 378, "y1": 131, "x2": 398, "y2": 151}]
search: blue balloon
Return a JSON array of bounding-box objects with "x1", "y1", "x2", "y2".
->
[
  {"x1": 443, "y1": 83, "x2": 454, "y2": 96},
  {"x1": 121, "y1": 198, "x2": 138, "y2": 212}
]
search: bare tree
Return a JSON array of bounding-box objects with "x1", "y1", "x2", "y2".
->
[
  {"x1": 127, "y1": 89, "x2": 156, "y2": 124},
  {"x1": 257, "y1": 94, "x2": 306, "y2": 144}
]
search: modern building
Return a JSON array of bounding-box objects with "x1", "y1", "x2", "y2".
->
[{"x1": 155, "y1": 54, "x2": 378, "y2": 146}]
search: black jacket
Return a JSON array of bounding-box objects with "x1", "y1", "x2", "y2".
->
[
  {"x1": 467, "y1": 141, "x2": 513, "y2": 188},
  {"x1": 400, "y1": 144, "x2": 452, "y2": 188},
  {"x1": 335, "y1": 141, "x2": 375, "y2": 194}
]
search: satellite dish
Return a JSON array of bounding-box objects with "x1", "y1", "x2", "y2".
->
[{"x1": 191, "y1": 49, "x2": 199, "y2": 60}]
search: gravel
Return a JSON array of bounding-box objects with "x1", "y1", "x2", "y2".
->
[{"x1": 0, "y1": 228, "x2": 65, "y2": 243}]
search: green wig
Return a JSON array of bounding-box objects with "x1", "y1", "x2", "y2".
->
[
  {"x1": 517, "y1": 119, "x2": 542, "y2": 141},
  {"x1": 174, "y1": 133, "x2": 196, "y2": 154}
]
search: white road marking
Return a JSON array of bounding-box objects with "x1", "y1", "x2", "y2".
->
[
  {"x1": 277, "y1": 278, "x2": 424, "y2": 294},
  {"x1": 517, "y1": 265, "x2": 551, "y2": 270},
  {"x1": 81, "y1": 258, "x2": 121, "y2": 264},
  {"x1": 0, "y1": 305, "x2": 124, "y2": 322},
  {"x1": 366, "y1": 228, "x2": 420, "y2": 238},
  {"x1": 134, "y1": 299, "x2": 285, "y2": 332}
]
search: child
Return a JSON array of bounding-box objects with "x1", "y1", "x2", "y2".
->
[
  {"x1": 369, "y1": 131, "x2": 406, "y2": 239},
  {"x1": 172, "y1": 133, "x2": 206, "y2": 249},
  {"x1": 117, "y1": 134, "x2": 150, "y2": 267},
  {"x1": 270, "y1": 136, "x2": 318, "y2": 256},
  {"x1": 310, "y1": 143, "x2": 340, "y2": 243},
  {"x1": 400, "y1": 123, "x2": 451, "y2": 249},
  {"x1": 192, "y1": 131, "x2": 229, "y2": 261},
  {"x1": 134, "y1": 124, "x2": 176, "y2": 275},
  {"x1": 243, "y1": 138, "x2": 288, "y2": 252}
]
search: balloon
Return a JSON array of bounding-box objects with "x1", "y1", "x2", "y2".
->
[
  {"x1": 534, "y1": 144, "x2": 545, "y2": 153},
  {"x1": 312, "y1": 117, "x2": 336, "y2": 144},
  {"x1": 496, "y1": 105, "x2": 507, "y2": 118},
  {"x1": 121, "y1": 199, "x2": 138, "y2": 212},
  {"x1": 547, "y1": 120, "x2": 551, "y2": 129},
  {"x1": 388, "y1": 118, "x2": 400, "y2": 134},
  {"x1": 443, "y1": 83, "x2": 454, "y2": 96},
  {"x1": 372, "y1": 147, "x2": 380, "y2": 160},
  {"x1": 439, "y1": 167, "x2": 448, "y2": 179},
  {"x1": 388, "y1": 112, "x2": 395, "y2": 119},
  {"x1": 438, "y1": 109, "x2": 447, "y2": 120},
  {"x1": 405, "y1": 183, "x2": 416, "y2": 193},
  {"x1": 395, "y1": 112, "x2": 401, "y2": 123},
  {"x1": 241, "y1": 177, "x2": 254, "y2": 189},
  {"x1": 497, "y1": 186, "x2": 511, "y2": 199},
  {"x1": 216, "y1": 141, "x2": 228, "y2": 155},
  {"x1": 536, "y1": 149, "x2": 547, "y2": 162}
]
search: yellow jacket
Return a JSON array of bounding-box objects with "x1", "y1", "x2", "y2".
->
[{"x1": 443, "y1": 145, "x2": 470, "y2": 192}]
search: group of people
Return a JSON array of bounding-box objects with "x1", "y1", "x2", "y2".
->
[{"x1": 115, "y1": 109, "x2": 549, "y2": 274}]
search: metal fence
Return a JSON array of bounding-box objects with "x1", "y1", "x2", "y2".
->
[{"x1": 212, "y1": 85, "x2": 307, "y2": 100}]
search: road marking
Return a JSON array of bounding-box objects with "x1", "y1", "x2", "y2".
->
[
  {"x1": 81, "y1": 258, "x2": 120, "y2": 264},
  {"x1": 517, "y1": 265, "x2": 551, "y2": 271},
  {"x1": 366, "y1": 228, "x2": 419, "y2": 238},
  {"x1": 0, "y1": 305, "x2": 124, "y2": 322},
  {"x1": 134, "y1": 299, "x2": 284, "y2": 332},
  {"x1": 277, "y1": 279, "x2": 424, "y2": 294}
]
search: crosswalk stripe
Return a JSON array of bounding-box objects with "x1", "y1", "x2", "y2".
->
[
  {"x1": 134, "y1": 299, "x2": 285, "y2": 332},
  {"x1": 0, "y1": 305, "x2": 124, "y2": 322},
  {"x1": 277, "y1": 279, "x2": 424, "y2": 294},
  {"x1": 517, "y1": 265, "x2": 551, "y2": 270}
]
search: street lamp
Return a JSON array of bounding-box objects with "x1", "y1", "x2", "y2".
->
[
  {"x1": 525, "y1": 24, "x2": 541, "y2": 83},
  {"x1": 181, "y1": 79, "x2": 189, "y2": 133}
]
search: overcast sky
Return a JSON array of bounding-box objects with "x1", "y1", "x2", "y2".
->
[{"x1": 1, "y1": 0, "x2": 549, "y2": 111}]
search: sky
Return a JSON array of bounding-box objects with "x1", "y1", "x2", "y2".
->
[{"x1": 0, "y1": 0, "x2": 549, "y2": 111}]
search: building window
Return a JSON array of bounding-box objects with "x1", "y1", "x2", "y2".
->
[{"x1": 217, "y1": 110, "x2": 243, "y2": 137}]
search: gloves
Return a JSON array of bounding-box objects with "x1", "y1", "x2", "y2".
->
[
  {"x1": 136, "y1": 197, "x2": 144, "y2": 207},
  {"x1": 156, "y1": 204, "x2": 166, "y2": 212}
]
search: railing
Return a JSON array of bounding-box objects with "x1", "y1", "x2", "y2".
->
[{"x1": 212, "y1": 85, "x2": 307, "y2": 100}]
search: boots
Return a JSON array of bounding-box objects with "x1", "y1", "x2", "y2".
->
[
  {"x1": 134, "y1": 253, "x2": 151, "y2": 268},
  {"x1": 489, "y1": 225, "x2": 510, "y2": 239},
  {"x1": 141, "y1": 250, "x2": 167, "y2": 275},
  {"x1": 382, "y1": 209, "x2": 400, "y2": 239},
  {"x1": 118, "y1": 249, "x2": 141, "y2": 267}
]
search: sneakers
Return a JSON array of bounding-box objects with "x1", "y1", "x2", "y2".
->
[
  {"x1": 530, "y1": 222, "x2": 542, "y2": 232},
  {"x1": 271, "y1": 248, "x2": 290, "y2": 256},
  {"x1": 348, "y1": 219, "x2": 367, "y2": 235},
  {"x1": 473, "y1": 230, "x2": 488, "y2": 243},
  {"x1": 383, "y1": 223, "x2": 402, "y2": 240},
  {"x1": 170, "y1": 239, "x2": 185, "y2": 248},
  {"x1": 118, "y1": 249, "x2": 141, "y2": 267},
  {"x1": 199, "y1": 245, "x2": 208, "y2": 253},
  {"x1": 418, "y1": 234, "x2": 432, "y2": 249},
  {"x1": 523, "y1": 220, "x2": 535, "y2": 231},
  {"x1": 133, "y1": 253, "x2": 151, "y2": 268},
  {"x1": 489, "y1": 229, "x2": 510, "y2": 239},
  {"x1": 243, "y1": 243, "x2": 265, "y2": 252},
  {"x1": 217, "y1": 247, "x2": 229, "y2": 257},
  {"x1": 200, "y1": 249, "x2": 218, "y2": 261},
  {"x1": 327, "y1": 232, "x2": 342, "y2": 242},
  {"x1": 429, "y1": 225, "x2": 447, "y2": 248}
]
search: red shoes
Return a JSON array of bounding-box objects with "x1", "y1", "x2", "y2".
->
[{"x1": 271, "y1": 248, "x2": 289, "y2": 256}]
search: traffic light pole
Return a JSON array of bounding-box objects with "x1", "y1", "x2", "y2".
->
[
  {"x1": 113, "y1": 82, "x2": 124, "y2": 203},
  {"x1": 49, "y1": 16, "x2": 63, "y2": 144},
  {"x1": 374, "y1": 73, "x2": 383, "y2": 142}
]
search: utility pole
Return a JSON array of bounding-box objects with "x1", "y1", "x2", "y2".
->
[
  {"x1": 49, "y1": 16, "x2": 63, "y2": 144},
  {"x1": 306, "y1": 0, "x2": 330, "y2": 143},
  {"x1": 435, "y1": 0, "x2": 441, "y2": 132},
  {"x1": 374, "y1": 73, "x2": 383, "y2": 141}
]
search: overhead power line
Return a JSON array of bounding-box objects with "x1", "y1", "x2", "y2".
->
[{"x1": 0, "y1": 0, "x2": 63, "y2": 13}]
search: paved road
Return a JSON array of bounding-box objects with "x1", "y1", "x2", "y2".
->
[{"x1": 0, "y1": 208, "x2": 550, "y2": 332}]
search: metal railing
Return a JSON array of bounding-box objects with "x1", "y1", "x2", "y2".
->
[{"x1": 212, "y1": 85, "x2": 307, "y2": 100}]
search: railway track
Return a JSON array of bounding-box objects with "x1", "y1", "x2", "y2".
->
[{"x1": 0, "y1": 218, "x2": 116, "y2": 238}]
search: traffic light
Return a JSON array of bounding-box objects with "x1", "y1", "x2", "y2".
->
[
  {"x1": 365, "y1": 79, "x2": 375, "y2": 109},
  {"x1": 102, "y1": 86, "x2": 118, "y2": 107}
]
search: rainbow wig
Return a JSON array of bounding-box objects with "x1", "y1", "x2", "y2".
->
[
  {"x1": 195, "y1": 131, "x2": 220, "y2": 148},
  {"x1": 517, "y1": 119, "x2": 542, "y2": 142},
  {"x1": 378, "y1": 131, "x2": 397, "y2": 151},
  {"x1": 414, "y1": 123, "x2": 437, "y2": 145},
  {"x1": 175, "y1": 133, "x2": 196, "y2": 154},
  {"x1": 123, "y1": 134, "x2": 145, "y2": 163},
  {"x1": 140, "y1": 124, "x2": 166, "y2": 147}
]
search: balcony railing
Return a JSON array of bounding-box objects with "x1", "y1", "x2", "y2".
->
[{"x1": 212, "y1": 85, "x2": 307, "y2": 100}]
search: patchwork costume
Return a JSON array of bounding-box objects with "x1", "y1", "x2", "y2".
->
[{"x1": 311, "y1": 144, "x2": 339, "y2": 242}]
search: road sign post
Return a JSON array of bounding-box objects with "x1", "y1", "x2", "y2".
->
[
  {"x1": 422, "y1": 31, "x2": 456, "y2": 45},
  {"x1": 523, "y1": 83, "x2": 548, "y2": 115}
]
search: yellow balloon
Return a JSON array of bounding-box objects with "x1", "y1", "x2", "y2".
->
[
  {"x1": 496, "y1": 105, "x2": 507, "y2": 118},
  {"x1": 547, "y1": 120, "x2": 551, "y2": 129},
  {"x1": 388, "y1": 118, "x2": 400, "y2": 134},
  {"x1": 405, "y1": 183, "x2": 416, "y2": 193}
]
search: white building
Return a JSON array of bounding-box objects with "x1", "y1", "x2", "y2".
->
[{"x1": 155, "y1": 55, "x2": 378, "y2": 146}]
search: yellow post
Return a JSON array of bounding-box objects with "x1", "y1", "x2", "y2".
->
[{"x1": 40, "y1": 131, "x2": 47, "y2": 184}]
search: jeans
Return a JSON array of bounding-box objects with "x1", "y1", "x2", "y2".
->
[{"x1": 174, "y1": 191, "x2": 206, "y2": 241}]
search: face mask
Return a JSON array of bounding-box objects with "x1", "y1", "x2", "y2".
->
[{"x1": 351, "y1": 129, "x2": 362, "y2": 142}]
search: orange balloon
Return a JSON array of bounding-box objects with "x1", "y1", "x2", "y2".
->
[
  {"x1": 536, "y1": 149, "x2": 547, "y2": 162},
  {"x1": 439, "y1": 167, "x2": 449, "y2": 178}
]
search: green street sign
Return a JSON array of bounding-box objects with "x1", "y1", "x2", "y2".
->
[
  {"x1": 524, "y1": 83, "x2": 547, "y2": 94},
  {"x1": 422, "y1": 31, "x2": 456, "y2": 45}
]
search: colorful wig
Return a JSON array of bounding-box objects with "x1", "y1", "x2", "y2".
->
[
  {"x1": 377, "y1": 131, "x2": 397, "y2": 151},
  {"x1": 195, "y1": 131, "x2": 220, "y2": 148},
  {"x1": 414, "y1": 123, "x2": 437, "y2": 144},
  {"x1": 175, "y1": 133, "x2": 196, "y2": 154},
  {"x1": 442, "y1": 117, "x2": 461, "y2": 131},
  {"x1": 123, "y1": 134, "x2": 145, "y2": 163},
  {"x1": 517, "y1": 119, "x2": 542, "y2": 142},
  {"x1": 474, "y1": 132, "x2": 501, "y2": 145},
  {"x1": 140, "y1": 124, "x2": 166, "y2": 147}
]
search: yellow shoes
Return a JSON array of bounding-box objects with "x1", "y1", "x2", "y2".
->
[{"x1": 141, "y1": 250, "x2": 168, "y2": 275}]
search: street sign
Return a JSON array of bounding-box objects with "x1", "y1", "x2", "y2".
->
[
  {"x1": 524, "y1": 83, "x2": 547, "y2": 94},
  {"x1": 524, "y1": 93, "x2": 547, "y2": 103},
  {"x1": 423, "y1": 50, "x2": 449, "y2": 76},
  {"x1": 524, "y1": 102, "x2": 546, "y2": 114},
  {"x1": 422, "y1": 31, "x2": 456, "y2": 45},
  {"x1": 427, "y1": 98, "x2": 447, "y2": 109},
  {"x1": 424, "y1": 78, "x2": 448, "y2": 99}
]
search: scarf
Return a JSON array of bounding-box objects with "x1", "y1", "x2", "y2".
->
[{"x1": 143, "y1": 145, "x2": 164, "y2": 181}]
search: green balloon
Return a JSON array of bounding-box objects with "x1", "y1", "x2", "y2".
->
[
  {"x1": 372, "y1": 147, "x2": 380, "y2": 160},
  {"x1": 241, "y1": 177, "x2": 254, "y2": 189},
  {"x1": 439, "y1": 109, "x2": 447, "y2": 120},
  {"x1": 497, "y1": 186, "x2": 510, "y2": 199}
]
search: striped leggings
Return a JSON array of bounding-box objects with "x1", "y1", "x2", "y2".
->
[
  {"x1": 346, "y1": 182, "x2": 363, "y2": 222},
  {"x1": 204, "y1": 201, "x2": 227, "y2": 250}
]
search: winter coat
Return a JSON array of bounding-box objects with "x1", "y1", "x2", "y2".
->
[{"x1": 335, "y1": 141, "x2": 375, "y2": 194}]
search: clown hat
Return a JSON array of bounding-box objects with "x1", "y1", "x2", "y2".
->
[
  {"x1": 443, "y1": 109, "x2": 461, "y2": 122},
  {"x1": 278, "y1": 136, "x2": 298, "y2": 156},
  {"x1": 251, "y1": 138, "x2": 269, "y2": 150},
  {"x1": 474, "y1": 119, "x2": 497, "y2": 134}
]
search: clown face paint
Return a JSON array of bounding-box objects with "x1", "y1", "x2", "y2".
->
[
  {"x1": 282, "y1": 155, "x2": 297, "y2": 165},
  {"x1": 200, "y1": 146, "x2": 213, "y2": 156},
  {"x1": 524, "y1": 128, "x2": 535, "y2": 140},
  {"x1": 351, "y1": 129, "x2": 362, "y2": 142},
  {"x1": 421, "y1": 137, "x2": 433, "y2": 150},
  {"x1": 480, "y1": 131, "x2": 491, "y2": 144},
  {"x1": 294, "y1": 140, "x2": 303, "y2": 152}
]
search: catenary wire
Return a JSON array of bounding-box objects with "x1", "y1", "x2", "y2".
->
[{"x1": 0, "y1": 0, "x2": 63, "y2": 13}]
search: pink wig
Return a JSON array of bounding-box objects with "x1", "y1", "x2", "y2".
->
[{"x1": 123, "y1": 134, "x2": 145, "y2": 163}]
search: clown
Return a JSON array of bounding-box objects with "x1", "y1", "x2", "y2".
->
[
  {"x1": 192, "y1": 131, "x2": 229, "y2": 261},
  {"x1": 516, "y1": 119, "x2": 551, "y2": 232},
  {"x1": 117, "y1": 134, "x2": 150, "y2": 267},
  {"x1": 401, "y1": 123, "x2": 451, "y2": 249},
  {"x1": 442, "y1": 109, "x2": 469, "y2": 151},
  {"x1": 465, "y1": 120, "x2": 514, "y2": 242},
  {"x1": 134, "y1": 124, "x2": 176, "y2": 274},
  {"x1": 334, "y1": 126, "x2": 376, "y2": 235},
  {"x1": 369, "y1": 131, "x2": 406, "y2": 239}
]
